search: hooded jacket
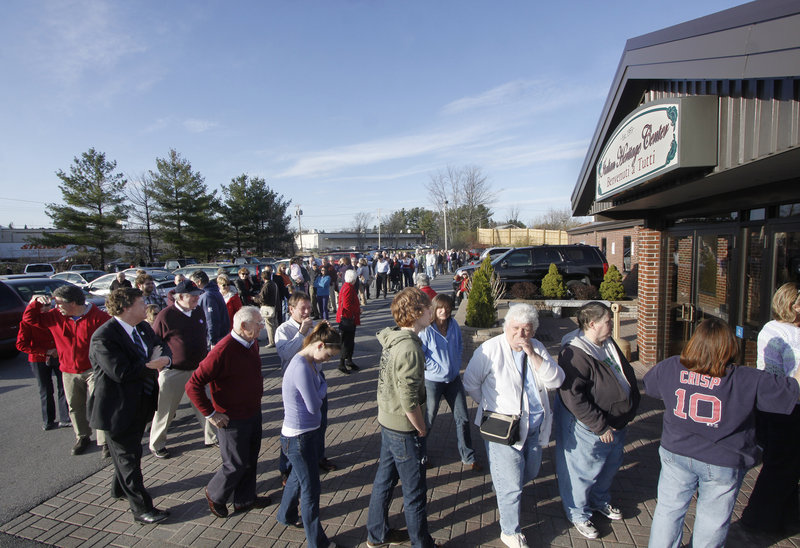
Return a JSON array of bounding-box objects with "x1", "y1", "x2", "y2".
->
[
  {"x1": 557, "y1": 329, "x2": 640, "y2": 435},
  {"x1": 376, "y1": 327, "x2": 427, "y2": 432}
]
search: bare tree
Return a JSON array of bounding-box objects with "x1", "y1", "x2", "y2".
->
[
  {"x1": 530, "y1": 206, "x2": 588, "y2": 230},
  {"x1": 426, "y1": 165, "x2": 496, "y2": 233},
  {"x1": 126, "y1": 171, "x2": 158, "y2": 262},
  {"x1": 350, "y1": 211, "x2": 371, "y2": 248}
]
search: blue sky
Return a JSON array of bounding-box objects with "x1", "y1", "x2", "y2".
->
[{"x1": 0, "y1": 0, "x2": 745, "y2": 232}]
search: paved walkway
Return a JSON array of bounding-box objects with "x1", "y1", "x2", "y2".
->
[{"x1": 2, "y1": 281, "x2": 798, "y2": 547}]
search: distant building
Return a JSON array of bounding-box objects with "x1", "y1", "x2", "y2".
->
[{"x1": 295, "y1": 231, "x2": 424, "y2": 252}]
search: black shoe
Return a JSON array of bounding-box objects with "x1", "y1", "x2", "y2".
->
[
  {"x1": 338, "y1": 364, "x2": 351, "y2": 375},
  {"x1": 133, "y1": 508, "x2": 169, "y2": 524},
  {"x1": 43, "y1": 422, "x2": 58, "y2": 431},
  {"x1": 346, "y1": 361, "x2": 360, "y2": 371},
  {"x1": 58, "y1": 421, "x2": 72, "y2": 428},
  {"x1": 318, "y1": 458, "x2": 338, "y2": 472},
  {"x1": 101, "y1": 444, "x2": 111, "y2": 459},
  {"x1": 72, "y1": 436, "x2": 90, "y2": 455},
  {"x1": 205, "y1": 487, "x2": 229, "y2": 518},
  {"x1": 152, "y1": 447, "x2": 170, "y2": 459}
]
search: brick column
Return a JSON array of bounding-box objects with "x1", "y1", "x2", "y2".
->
[{"x1": 636, "y1": 227, "x2": 664, "y2": 366}]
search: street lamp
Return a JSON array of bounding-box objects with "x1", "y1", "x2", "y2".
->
[{"x1": 295, "y1": 205, "x2": 304, "y2": 253}]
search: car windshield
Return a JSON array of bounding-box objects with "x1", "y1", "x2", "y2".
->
[{"x1": 26, "y1": 265, "x2": 52, "y2": 272}]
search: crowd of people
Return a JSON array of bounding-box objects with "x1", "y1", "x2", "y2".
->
[{"x1": 14, "y1": 249, "x2": 800, "y2": 547}]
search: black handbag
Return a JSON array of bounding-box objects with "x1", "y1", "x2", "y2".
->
[{"x1": 479, "y1": 354, "x2": 527, "y2": 445}]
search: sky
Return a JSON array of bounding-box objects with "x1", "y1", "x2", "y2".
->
[{"x1": 0, "y1": 0, "x2": 747, "y2": 233}]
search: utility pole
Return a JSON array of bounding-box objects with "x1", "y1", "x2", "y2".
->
[
  {"x1": 295, "y1": 205, "x2": 304, "y2": 253},
  {"x1": 443, "y1": 200, "x2": 449, "y2": 250}
]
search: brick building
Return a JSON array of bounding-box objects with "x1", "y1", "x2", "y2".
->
[
  {"x1": 567, "y1": 220, "x2": 642, "y2": 274},
  {"x1": 571, "y1": 1, "x2": 800, "y2": 366}
]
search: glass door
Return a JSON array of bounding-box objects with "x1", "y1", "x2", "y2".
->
[{"x1": 664, "y1": 231, "x2": 734, "y2": 359}]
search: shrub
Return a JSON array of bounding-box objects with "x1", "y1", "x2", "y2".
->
[
  {"x1": 465, "y1": 257, "x2": 497, "y2": 328},
  {"x1": 569, "y1": 282, "x2": 599, "y2": 300},
  {"x1": 509, "y1": 281, "x2": 539, "y2": 300},
  {"x1": 540, "y1": 263, "x2": 567, "y2": 298},
  {"x1": 599, "y1": 264, "x2": 626, "y2": 301}
]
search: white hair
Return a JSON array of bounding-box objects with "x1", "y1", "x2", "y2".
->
[
  {"x1": 233, "y1": 306, "x2": 261, "y2": 331},
  {"x1": 503, "y1": 303, "x2": 539, "y2": 333},
  {"x1": 344, "y1": 269, "x2": 357, "y2": 284}
]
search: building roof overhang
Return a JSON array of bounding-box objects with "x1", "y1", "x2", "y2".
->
[{"x1": 572, "y1": 0, "x2": 800, "y2": 217}]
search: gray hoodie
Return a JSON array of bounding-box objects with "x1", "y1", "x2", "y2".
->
[{"x1": 376, "y1": 327, "x2": 427, "y2": 432}]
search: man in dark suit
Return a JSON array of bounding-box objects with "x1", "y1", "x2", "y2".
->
[{"x1": 89, "y1": 288, "x2": 172, "y2": 525}]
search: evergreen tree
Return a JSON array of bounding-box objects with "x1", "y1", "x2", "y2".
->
[
  {"x1": 465, "y1": 257, "x2": 497, "y2": 328},
  {"x1": 540, "y1": 263, "x2": 567, "y2": 298},
  {"x1": 150, "y1": 149, "x2": 223, "y2": 259},
  {"x1": 599, "y1": 264, "x2": 626, "y2": 300},
  {"x1": 40, "y1": 148, "x2": 127, "y2": 267},
  {"x1": 246, "y1": 177, "x2": 292, "y2": 255}
]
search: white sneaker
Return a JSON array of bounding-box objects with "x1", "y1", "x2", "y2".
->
[
  {"x1": 500, "y1": 532, "x2": 529, "y2": 548},
  {"x1": 594, "y1": 502, "x2": 623, "y2": 520},
  {"x1": 573, "y1": 520, "x2": 599, "y2": 539}
]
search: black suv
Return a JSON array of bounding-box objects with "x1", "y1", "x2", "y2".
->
[{"x1": 455, "y1": 245, "x2": 608, "y2": 292}]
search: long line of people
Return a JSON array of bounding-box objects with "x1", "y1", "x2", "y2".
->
[{"x1": 17, "y1": 258, "x2": 800, "y2": 548}]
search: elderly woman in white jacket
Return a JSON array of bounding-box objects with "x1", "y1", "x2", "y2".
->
[{"x1": 464, "y1": 303, "x2": 564, "y2": 548}]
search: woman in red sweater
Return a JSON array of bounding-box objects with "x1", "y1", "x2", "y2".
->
[
  {"x1": 16, "y1": 303, "x2": 70, "y2": 430},
  {"x1": 336, "y1": 269, "x2": 361, "y2": 374}
]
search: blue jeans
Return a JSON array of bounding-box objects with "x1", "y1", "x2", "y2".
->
[
  {"x1": 425, "y1": 378, "x2": 475, "y2": 464},
  {"x1": 367, "y1": 427, "x2": 435, "y2": 548},
  {"x1": 649, "y1": 446, "x2": 745, "y2": 548},
  {"x1": 278, "y1": 429, "x2": 329, "y2": 548},
  {"x1": 316, "y1": 296, "x2": 329, "y2": 320},
  {"x1": 554, "y1": 395, "x2": 625, "y2": 523},
  {"x1": 485, "y1": 429, "x2": 542, "y2": 535}
]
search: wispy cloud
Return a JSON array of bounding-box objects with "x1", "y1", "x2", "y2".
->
[
  {"x1": 184, "y1": 119, "x2": 218, "y2": 133},
  {"x1": 276, "y1": 125, "x2": 487, "y2": 178},
  {"x1": 276, "y1": 79, "x2": 594, "y2": 180},
  {"x1": 33, "y1": 1, "x2": 146, "y2": 86}
]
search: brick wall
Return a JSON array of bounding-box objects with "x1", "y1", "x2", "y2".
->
[
  {"x1": 569, "y1": 225, "x2": 640, "y2": 273},
  {"x1": 637, "y1": 228, "x2": 664, "y2": 366}
]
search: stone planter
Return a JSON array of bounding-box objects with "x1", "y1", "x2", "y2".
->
[{"x1": 460, "y1": 324, "x2": 503, "y2": 367}]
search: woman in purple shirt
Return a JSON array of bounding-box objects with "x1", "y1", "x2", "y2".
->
[
  {"x1": 644, "y1": 318, "x2": 800, "y2": 548},
  {"x1": 277, "y1": 322, "x2": 344, "y2": 548}
]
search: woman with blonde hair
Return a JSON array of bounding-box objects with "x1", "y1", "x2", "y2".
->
[
  {"x1": 356, "y1": 258, "x2": 371, "y2": 305},
  {"x1": 217, "y1": 275, "x2": 242, "y2": 326},
  {"x1": 277, "y1": 322, "x2": 344, "y2": 547},
  {"x1": 741, "y1": 282, "x2": 800, "y2": 532},
  {"x1": 645, "y1": 317, "x2": 800, "y2": 547}
]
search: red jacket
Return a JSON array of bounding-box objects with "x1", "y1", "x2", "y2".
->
[
  {"x1": 22, "y1": 301, "x2": 110, "y2": 374},
  {"x1": 16, "y1": 320, "x2": 56, "y2": 363},
  {"x1": 420, "y1": 286, "x2": 437, "y2": 300},
  {"x1": 336, "y1": 282, "x2": 361, "y2": 326},
  {"x1": 224, "y1": 294, "x2": 242, "y2": 325}
]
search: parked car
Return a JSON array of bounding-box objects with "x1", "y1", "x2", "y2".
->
[
  {"x1": 453, "y1": 245, "x2": 608, "y2": 294},
  {"x1": 51, "y1": 270, "x2": 107, "y2": 288},
  {"x1": 163, "y1": 258, "x2": 198, "y2": 271},
  {"x1": 0, "y1": 277, "x2": 106, "y2": 357},
  {"x1": 171, "y1": 263, "x2": 230, "y2": 280},
  {"x1": 85, "y1": 268, "x2": 173, "y2": 297},
  {"x1": 23, "y1": 263, "x2": 55, "y2": 275}
]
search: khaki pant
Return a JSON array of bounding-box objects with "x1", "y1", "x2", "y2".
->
[
  {"x1": 149, "y1": 368, "x2": 217, "y2": 452},
  {"x1": 260, "y1": 305, "x2": 277, "y2": 346},
  {"x1": 62, "y1": 370, "x2": 106, "y2": 445}
]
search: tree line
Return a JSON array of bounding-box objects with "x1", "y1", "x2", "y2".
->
[{"x1": 39, "y1": 148, "x2": 293, "y2": 267}]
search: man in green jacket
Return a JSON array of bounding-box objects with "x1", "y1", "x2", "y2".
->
[{"x1": 366, "y1": 288, "x2": 439, "y2": 548}]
